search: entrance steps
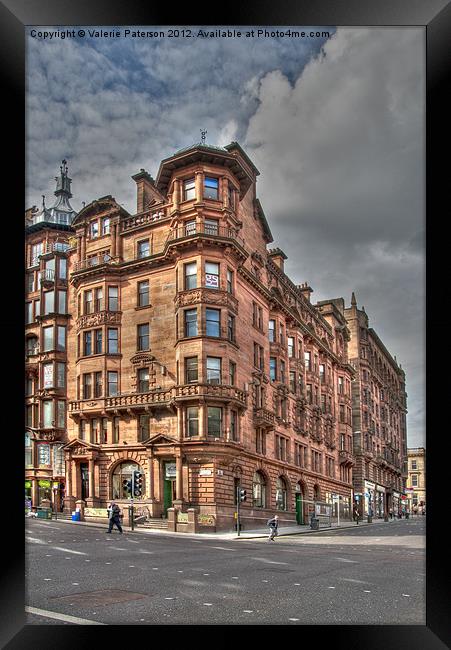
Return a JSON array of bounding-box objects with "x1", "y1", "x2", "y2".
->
[{"x1": 139, "y1": 518, "x2": 169, "y2": 530}]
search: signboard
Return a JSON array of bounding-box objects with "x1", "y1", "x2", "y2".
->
[
  {"x1": 85, "y1": 508, "x2": 108, "y2": 518},
  {"x1": 199, "y1": 468, "x2": 212, "y2": 476},
  {"x1": 205, "y1": 274, "x2": 219, "y2": 288},
  {"x1": 43, "y1": 364, "x2": 54, "y2": 388},
  {"x1": 177, "y1": 512, "x2": 188, "y2": 523},
  {"x1": 38, "y1": 444, "x2": 51, "y2": 466},
  {"x1": 198, "y1": 514, "x2": 215, "y2": 526},
  {"x1": 38, "y1": 480, "x2": 51, "y2": 488},
  {"x1": 165, "y1": 462, "x2": 176, "y2": 479}
]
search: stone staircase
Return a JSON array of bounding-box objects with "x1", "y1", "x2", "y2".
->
[{"x1": 138, "y1": 517, "x2": 169, "y2": 530}]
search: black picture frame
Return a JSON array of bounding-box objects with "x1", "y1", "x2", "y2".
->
[{"x1": 2, "y1": 0, "x2": 448, "y2": 646}]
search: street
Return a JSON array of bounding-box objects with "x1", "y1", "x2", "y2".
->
[{"x1": 25, "y1": 517, "x2": 425, "y2": 625}]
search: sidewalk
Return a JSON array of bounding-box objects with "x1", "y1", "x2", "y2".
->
[{"x1": 31, "y1": 514, "x2": 410, "y2": 541}]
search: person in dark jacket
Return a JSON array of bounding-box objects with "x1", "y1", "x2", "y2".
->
[
  {"x1": 267, "y1": 515, "x2": 279, "y2": 541},
  {"x1": 107, "y1": 501, "x2": 123, "y2": 534}
]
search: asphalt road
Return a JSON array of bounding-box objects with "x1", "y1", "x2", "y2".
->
[{"x1": 25, "y1": 517, "x2": 425, "y2": 625}]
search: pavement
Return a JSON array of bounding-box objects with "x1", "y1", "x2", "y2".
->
[{"x1": 37, "y1": 513, "x2": 422, "y2": 540}]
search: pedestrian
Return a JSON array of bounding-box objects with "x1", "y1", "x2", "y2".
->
[
  {"x1": 267, "y1": 514, "x2": 279, "y2": 541},
  {"x1": 107, "y1": 501, "x2": 123, "y2": 534},
  {"x1": 389, "y1": 508, "x2": 393, "y2": 520},
  {"x1": 353, "y1": 505, "x2": 360, "y2": 525}
]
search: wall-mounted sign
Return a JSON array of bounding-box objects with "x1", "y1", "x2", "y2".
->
[
  {"x1": 205, "y1": 274, "x2": 219, "y2": 288},
  {"x1": 199, "y1": 468, "x2": 212, "y2": 476},
  {"x1": 165, "y1": 462, "x2": 176, "y2": 479},
  {"x1": 38, "y1": 480, "x2": 51, "y2": 488}
]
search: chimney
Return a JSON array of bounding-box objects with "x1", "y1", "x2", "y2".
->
[
  {"x1": 298, "y1": 282, "x2": 313, "y2": 302},
  {"x1": 268, "y1": 248, "x2": 287, "y2": 272},
  {"x1": 132, "y1": 169, "x2": 161, "y2": 213}
]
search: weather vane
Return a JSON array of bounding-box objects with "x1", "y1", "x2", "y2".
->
[{"x1": 200, "y1": 129, "x2": 207, "y2": 145}]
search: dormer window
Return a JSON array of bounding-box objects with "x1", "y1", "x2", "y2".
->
[
  {"x1": 204, "y1": 177, "x2": 219, "y2": 200},
  {"x1": 183, "y1": 178, "x2": 195, "y2": 201}
]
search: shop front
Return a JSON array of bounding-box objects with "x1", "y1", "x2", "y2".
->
[
  {"x1": 375, "y1": 485, "x2": 386, "y2": 518},
  {"x1": 364, "y1": 480, "x2": 376, "y2": 516}
]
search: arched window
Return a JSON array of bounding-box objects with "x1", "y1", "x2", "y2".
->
[
  {"x1": 112, "y1": 461, "x2": 145, "y2": 500},
  {"x1": 314, "y1": 484, "x2": 320, "y2": 501},
  {"x1": 252, "y1": 471, "x2": 266, "y2": 508},
  {"x1": 276, "y1": 477, "x2": 288, "y2": 511}
]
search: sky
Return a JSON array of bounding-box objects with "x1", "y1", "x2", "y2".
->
[{"x1": 26, "y1": 26, "x2": 425, "y2": 447}]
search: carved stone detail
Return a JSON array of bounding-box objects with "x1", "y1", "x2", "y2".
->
[
  {"x1": 174, "y1": 288, "x2": 238, "y2": 313},
  {"x1": 76, "y1": 310, "x2": 122, "y2": 331}
]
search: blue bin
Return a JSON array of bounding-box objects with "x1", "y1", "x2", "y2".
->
[{"x1": 71, "y1": 512, "x2": 81, "y2": 521}]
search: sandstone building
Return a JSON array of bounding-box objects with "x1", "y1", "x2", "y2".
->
[
  {"x1": 25, "y1": 143, "x2": 406, "y2": 531},
  {"x1": 406, "y1": 447, "x2": 426, "y2": 513},
  {"x1": 340, "y1": 295, "x2": 408, "y2": 518}
]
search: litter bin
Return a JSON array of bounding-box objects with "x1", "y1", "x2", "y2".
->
[
  {"x1": 367, "y1": 515, "x2": 373, "y2": 523},
  {"x1": 36, "y1": 508, "x2": 52, "y2": 520},
  {"x1": 71, "y1": 511, "x2": 81, "y2": 521},
  {"x1": 310, "y1": 517, "x2": 319, "y2": 530}
]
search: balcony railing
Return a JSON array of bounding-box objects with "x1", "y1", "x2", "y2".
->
[
  {"x1": 39, "y1": 269, "x2": 55, "y2": 284},
  {"x1": 253, "y1": 408, "x2": 275, "y2": 428},
  {"x1": 339, "y1": 450, "x2": 354, "y2": 464},
  {"x1": 121, "y1": 209, "x2": 168, "y2": 232},
  {"x1": 165, "y1": 222, "x2": 245, "y2": 249},
  {"x1": 73, "y1": 254, "x2": 120, "y2": 272}
]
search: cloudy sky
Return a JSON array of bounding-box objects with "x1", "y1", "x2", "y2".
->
[{"x1": 26, "y1": 26, "x2": 425, "y2": 447}]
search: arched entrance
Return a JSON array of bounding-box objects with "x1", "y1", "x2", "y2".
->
[{"x1": 295, "y1": 482, "x2": 306, "y2": 524}]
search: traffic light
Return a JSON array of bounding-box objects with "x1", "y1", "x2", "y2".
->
[
  {"x1": 133, "y1": 471, "x2": 143, "y2": 497},
  {"x1": 239, "y1": 489, "x2": 247, "y2": 502},
  {"x1": 122, "y1": 478, "x2": 132, "y2": 494}
]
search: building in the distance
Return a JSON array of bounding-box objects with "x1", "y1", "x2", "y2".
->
[
  {"x1": 341, "y1": 294, "x2": 408, "y2": 518},
  {"x1": 25, "y1": 142, "x2": 407, "y2": 532},
  {"x1": 406, "y1": 447, "x2": 426, "y2": 513},
  {"x1": 25, "y1": 161, "x2": 77, "y2": 511}
]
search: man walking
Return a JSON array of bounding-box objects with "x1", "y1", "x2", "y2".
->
[
  {"x1": 107, "y1": 501, "x2": 123, "y2": 534},
  {"x1": 267, "y1": 514, "x2": 279, "y2": 541}
]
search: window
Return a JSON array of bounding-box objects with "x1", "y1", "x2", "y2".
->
[
  {"x1": 137, "y1": 324, "x2": 149, "y2": 351},
  {"x1": 206, "y1": 357, "x2": 221, "y2": 384},
  {"x1": 280, "y1": 360, "x2": 286, "y2": 385},
  {"x1": 56, "y1": 362, "x2": 65, "y2": 389},
  {"x1": 268, "y1": 319, "x2": 275, "y2": 342},
  {"x1": 338, "y1": 376, "x2": 344, "y2": 394},
  {"x1": 26, "y1": 302, "x2": 33, "y2": 324},
  {"x1": 138, "y1": 414, "x2": 150, "y2": 441},
  {"x1": 138, "y1": 367, "x2": 149, "y2": 392},
  {"x1": 206, "y1": 308, "x2": 220, "y2": 337},
  {"x1": 94, "y1": 329, "x2": 103, "y2": 354},
  {"x1": 306, "y1": 384, "x2": 312, "y2": 404},
  {"x1": 138, "y1": 280, "x2": 149, "y2": 307},
  {"x1": 83, "y1": 374, "x2": 92, "y2": 399},
  {"x1": 186, "y1": 407, "x2": 199, "y2": 436},
  {"x1": 229, "y1": 361, "x2": 236, "y2": 386},
  {"x1": 90, "y1": 221, "x2": 99, "y2": 238},
  {"x1": 279, "y1": 323, "x2": 284, "y2": 346},
  {"x1": 270, "y1": 357, "x2": 276, "y2": 382},
  {"x1": 43, "y1": 363, "x2": 54, "y2": 389},
  {"x1": 228, "y1": 184, "x2": 234, "y2": 209},
  {"x1": 58, "y1": 290, "x2": 67, "y2": 314},
  {"x1": 84, "y1": 290, "x2": 93, "y2": 314},
  {"x1": 44, "y1": 291, "x2": 55, "y2": 314},
  {"x1": 276, "y1": 477, "x2": 288, "y2": 511},
  {"x1": 37, "y1": 443, "x2": 51, "y2": 466},
  {"x1": 227, "y1": 269, "x2": 233, "y2": 294},
  {"x1": 230, "y1": 410, "x2": 238, "y2": 441},
  {"x1": 30, "y1": 241, "x2": 43, "y2": 266},
  {"x1": 34, "y1": 299, "x2": 40, "y2": 317},
  {"x1": 204, "y1": 176, "x2": 219, "y2": 200},
  {"x1": 112, "y1": 417, "x2": 120, "y2": 444},
  {"x1": 184, "y1": 262, "x2": 197, "y2": 290},
  {"x1": 84, "y1": 331, "x2": 92, "y2": 356},
  {"x1": 108, "y1": 286, "x2": 119, "y2": 311},
  {"x1": 25, "y1": 433, "x2": 32, "y2": 466},
  {"x1": 26, "y1": 377, "x2": 33, "y2": 396},
  {"x1": 102, "y1": 217, "x2": 110, "y2": 235},
  {"x1": 256, "y1": 429, "x2": 266, "y2": 455},
  {"x1": 205, "y1": 218, "x2": 218, "y2": 235},
  {"x1": 289, "y1": 371, "x2": 296, "y2": 393},
  {"x1": 26, "y1": 336, "x2": 39, "y2": 356},
  {"x1": 94, "y1": 287, "x2": 103, "y2": 312},
  {"x1": 26, "y1": 273, "x2": 35, "y2": 293},
  {"x1": 137, "y1": 239, "x2": 150, "y2": 259},
  {"x1": 411, "y1": 475, "x2": 418, "y2": 487},
  {"x1": 107, "y1": 328, "x2": 118, "y2": 354},
  {"x1": 185, "y1": 219, "x2": 196, "y2": 236},
  {"x1": 252, "y1": 471, "x2": 266, "y2": 508},
  {"x1": 43, "y1": 326, "x2": 53, "y2": 351},
  {"x1": 57, "y1": 326, "x2": 66, "y2": 351},
  {"x1": 288, "y1": 336, "x2": 294, "y2": 358},
  {"x1": 205, "y1": 261, "x2": 219, "y2": 289},
  {"x1": 411, "y1": 460, "x2": 417, "y2": 470},
  {"x1": 304, "y1": 351, "x2": 311, "y2": 371},
  {"x1": 312, "y1": 450, "x2": 322, "y2": 473},
  {"x1": 185, "y1": 357, "x2": 198, "y2": 384},
  {"x1": 43, "y1": 400, "x2": 54, "y2": 428},
  {"x1": 107, "y1": 371, "x2": 118, "y2": 396},
  {"x1": 183, "y1": 178, "x2": 195, "y2": 201},
  {"x1": 59, "y1": 257, "x2": 67, "y2": 280},
  {"x1": 227, "y1": 314, "x2": 235, "y2": 342},
  {"x1": 112, "y1": 461, "x2": 144, "y2": 500},
  {"x1": 94, "y1": 371, "x2": 103, "y2": 398},
  {"x1": 57, "y1": 401, "x2": 65, "y2": 428},
  {"x1": 184, "y1": 309, "x2": 198, "y2": 337},
  {"x1": 275, "y1": 435, "x2": 288, "y2": 461},
  {"x1": 207, "y1": 407, "x2": 222, "y2": 437},
  {"x1": 319, "y1": 364, "x2": 325, "y2": 382}
]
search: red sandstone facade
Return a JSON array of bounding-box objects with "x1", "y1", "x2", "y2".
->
[{"x1": 25, "y1": 143, "x2": 405, "y2": 531}]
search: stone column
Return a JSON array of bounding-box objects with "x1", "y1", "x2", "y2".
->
[
  {"x1": 221, "y1": 177, "x2": 228, "y2": 208},
  {"x1": 89, "y1": 459, "x2": 95, "y2": 499},
  {"x1": 224, "y1": 406, "x2": 231, "y2": 441},
  {"x1": 80, "y1": 230, "x2": 86, "y2": 261},
  {"x1": 115, "y1": 224, "x2": 122, "y2": 260},
  {"x1": 173, "y1": 179, "x2": 180, "y2": 211},
  {"x1": 195, "y1": 171, "x2": 203, "y2": 203},
  {"x1": 146, "y1": 449, "x2": 154, "y2": 501},
  {"x1": 199, "y1": 402, "x2": 206, "y2": 439},
  {"x1": 111, "y1": 223, "x2": 117, "y2": 257},
  {"x1": 175, "y1": 452, "x2": 183, "y2": 502}
]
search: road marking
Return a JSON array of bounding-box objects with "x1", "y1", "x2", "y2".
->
[
  {"x1": 251, "y1": 557, "x2": 288, "y2": 565},
  {"x1": 139, "y1": 550, "x2": 154, "y2": 554},
  {"x1": 294, "y1": 583, "x2": 301, "y2": 586},
  {"x1": 203, "y1": 573, "x2": 210, "y2": 576},
  {"x1": 334, "y1": 558, "x2": 359, "y2": 563},
  {"x1": 289, "y1": 618, "x2": 300, "y2": 621},
  {"x1": 402, "y1": 594, "x2": 411, "y2": 597},
  {"x1": 328, "y1": 586, "x2": 335, "y2": 589},
  {"x1": 152, "y1": 568, "x2": 159, "y2": 570},
  {"x1": 51, "y1": 546, "x2": 87, "y2": 556},
  {"x1": 231, "y1": 577, "x2": 239, "y2": 579},
  {"x1": 26, "y1": 606, "x2": 105, "y2": 625},
  {"x1": 341, "y1": 578, "x2": 369, "y2": 584},
  {"x1": 26, "y1": 537, "x2": 47, "y2": 545},
  {"x1": 72, "y1": 583, "x2": 79, "y2": 586},
  {"x1": 209, "y1": 546, "x2": 235, "y2": 551},
  {"x1": 129, "y1": 566, "x2": 135, "y2": 568},
  {"x1": 363, "y1": 590, "x2": 371, "y2": 593},
  {"x1": 203, "y1": 603, "x2": 213, "y2": 606},
  {"x1": 107, "y1": 547, "x2": 128, "y2": 551},
  {"x1": 243, "y1": 610, "x2": 253, "y2": 613},
  {"x1": 165, "y1": 597, "x2": 175, "y2": 600},
  {"x1": 44, "y1": 578, "x2": 52, "y2": 581}
]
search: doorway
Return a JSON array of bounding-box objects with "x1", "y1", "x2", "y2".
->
[
  {"x1": 80, "y1": 463, "x2": 89, "y2": 501},
  {"x1": 295, "y1": 492, "x2": 304, "y2": 524},
  {"x1": 163, "y1": 461, "x2": 176, "y2": 517}
]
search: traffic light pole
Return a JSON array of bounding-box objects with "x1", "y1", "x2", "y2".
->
[
  {"x1": 236, "y1": 485, "x2": 240, "y2": 537},
  {"x1": 130, "y1": 472, "x2": 135, "y2": 531}
]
